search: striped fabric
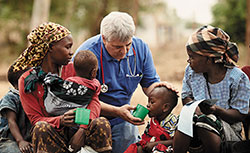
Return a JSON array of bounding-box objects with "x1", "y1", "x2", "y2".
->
[{"x1": 186, "y1": 25, "x2": 239, "y2": 68}]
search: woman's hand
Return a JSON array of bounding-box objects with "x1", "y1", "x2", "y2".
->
[
  {"x1": 60, "y1": 109, "x2": 77, "y2": 127},
  {"x1": 199, "y1": 103, "x2": 216, "y2": 115},
  {"x1": 18, "y1": 140, "x2": 33, "y2": 153},
  {"x1": 69, "y1": 128, "x2": 86, "y2": 152},
  {"x1": 194, "y1": 106, "x2": 203, "y2": 115},
  {"x1": 117, "y1": 104, "x2": 145, "y2": 125}
]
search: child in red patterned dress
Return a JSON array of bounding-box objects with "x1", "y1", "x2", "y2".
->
[{"x1": 125, "y1": 85, "x2": 178, "y2": 153}]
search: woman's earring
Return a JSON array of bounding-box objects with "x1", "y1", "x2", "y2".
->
[{"x1": 48, "y1": 44, "x2": 53, "y2": 52}]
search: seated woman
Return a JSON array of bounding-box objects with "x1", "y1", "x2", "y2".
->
[
  {"x1": 11, "y1": 22, "x2": 112, "y2": 153},
  {"x1": 173, "y1": 25, "x2": 250, "y2": 153}
]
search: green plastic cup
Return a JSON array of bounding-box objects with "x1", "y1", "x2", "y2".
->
[
  {"x1": 75, "y1": 108, "x2": 90, "y2": 125},
  {"x1": 132, "y1": 104, "x2": 149, "y2": 120}
]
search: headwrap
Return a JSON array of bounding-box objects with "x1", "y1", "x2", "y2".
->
[
  {"x1": 186, "y1": 25, "x2": 239, "y2": 68},
  {"x1": 12, "y1": 22, "x2": 71, "y2": 72}
]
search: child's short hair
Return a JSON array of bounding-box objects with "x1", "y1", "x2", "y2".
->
[
  {"x1": 7, "y1": 65, "x2": 29, "y2": 88},
  {"x1": 73, "y1": 50, "x2": 98, "y2": 78},
  {"x1": 155, "y1": 86, "x2": 178, "y2": 110}
]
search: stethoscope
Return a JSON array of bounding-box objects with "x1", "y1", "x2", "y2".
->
[{"x1": 100, "y1": 44, "x2": 137, "y2": 93}]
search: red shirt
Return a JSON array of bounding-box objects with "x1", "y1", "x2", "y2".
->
[
  {"x1": 242, "y1": 65, "x2": 250, "y2": 80},
  {"x1": 66, "y1": 76, "x2": 101, "y2": 128}
]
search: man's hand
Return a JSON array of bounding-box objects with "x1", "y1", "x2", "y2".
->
[
  {"x1": 155, "y1": 81, "x2": 179, "y2": 94},
  {"x1": 60, "y1": 109, "x2": 77, "y2": 127},
  {"x1": 117, "y1": 104, "x2": 145, "y2": 125},
  {"x1": 144, "y1": 81, "x2": 179, "y2": 97}
]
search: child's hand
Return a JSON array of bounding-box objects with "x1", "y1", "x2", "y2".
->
[
  {"x1": 143, "y1": 142, "x2": 156, "y2": 152},
  {"x1": 69, "y1": 127, "x2": 86, "y2": 152},
  {"x1": 18, "y1": 140, "x2": 33, "y2": 153}
]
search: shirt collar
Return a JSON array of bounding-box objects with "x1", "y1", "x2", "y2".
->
[
  {"x1": 9, "y1": 87, "x2": 19, "y2": 94},
  {"x1": 127, "y1": 46, "x2": 134, "y2": 57}
]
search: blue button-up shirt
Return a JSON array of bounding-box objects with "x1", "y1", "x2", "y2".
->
[
  {"x1": 182, "y1": 65, "x2": 250, "y2": 114},
  {"x1": 73, "y1": 34, "x2": 160, "y2": 108}
]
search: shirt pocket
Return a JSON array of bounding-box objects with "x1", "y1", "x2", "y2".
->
[{"x1": 126, "y1": 75, "x2": 143, "y2": 94}]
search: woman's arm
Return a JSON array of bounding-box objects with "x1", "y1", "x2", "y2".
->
[
  {"x1": 213, "y1": 106, "x2": 246, "y2": 124},
  {"x1": 19, "y1": 72, "x2": 62, "y2": 129},
  {"x1": 212, "y1": 70, "x2": 250, "y2": 123},
  {"x1": 199, "y1": 103, "x2": 246, "y2": 124}
]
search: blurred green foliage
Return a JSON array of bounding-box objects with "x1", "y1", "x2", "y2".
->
[
  {"x1": 212, "y1": 0, "x2": 246, "y2": 43},
  {"x1": 0, "y1": 0, "x2": 33, "y2": 55}
]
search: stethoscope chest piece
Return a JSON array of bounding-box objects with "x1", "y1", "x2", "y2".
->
[{"x1": 101, "y1": 84, "x2": 108, "y2": 93}]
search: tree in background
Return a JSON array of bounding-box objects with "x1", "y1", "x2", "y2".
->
[
  {"x1": 212, "y1": 0, "x2": 250, "y2": 64},
  {"x1": 50, "y1": 0, "x2": 149, "y2": 37},
  {"x1": 30, "y1": 0, "x2": 51, "y2": 31},
  {"x1": 0, "y1": 0, "x2": 33, "y2": 58},
  {"x1": 212, "y1": 0, "x2": 246, "y2": 44},
  {"x1": 246, "y1": 0, "x2": 250, "y2": 65}
]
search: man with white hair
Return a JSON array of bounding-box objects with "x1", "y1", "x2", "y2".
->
[{"x1": 71, "y1": 11, "x2": 165, "y2": 153}]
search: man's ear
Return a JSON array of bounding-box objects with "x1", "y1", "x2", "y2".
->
[{"x1": 102, "y1": 35, "x2": 107, "y2": 44}]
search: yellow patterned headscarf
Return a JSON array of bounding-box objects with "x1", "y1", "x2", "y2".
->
[{"x1": 12, "y1": 22, "x2": 71, "y2": 72}]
